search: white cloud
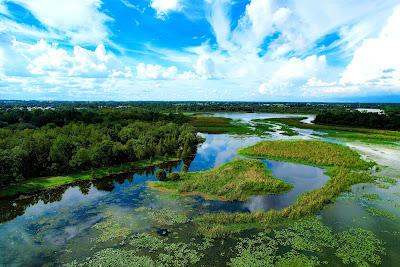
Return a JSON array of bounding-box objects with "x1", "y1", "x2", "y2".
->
[
  {"x1": 2, "y1": 39, "x2": 127, "y2": 78},
  {"x1": 340, "y1": 5, "x2": 400, "y2": 87},
  {"x1": 233, "y1": 0, "x2": 274, "y2": 50},
  {"x1": 206, "y1": 0, "x2": 232, "y2": 51},
  {"x1": 150, "y1": 0, "x2": 181, "y2": 19},
  {"x1": 0, "y1": 0, "x2": 8, "y2": 15},
  {"x1": 136, "y1": 63, "x2": 179, "y2": 79},
  {"x1": 258, "y1": 55, "x2": 327, "y2": 95},
  {"x1": 8, "y1": 0, "x2": 111, "y2": 44},
  {"x1": 195, "y1": 55, "x2": 216, "y2": 79}
]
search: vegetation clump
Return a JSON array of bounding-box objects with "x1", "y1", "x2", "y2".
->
[
  {"x1": 156, "y1": 169, "x2": 167, "y2": 181},
  {"x1": 149, "y1": 159, "x2": 292, "y2": 201},
  {"x1": 166, "y1": 172, "x2": 181, "y2": 181}
]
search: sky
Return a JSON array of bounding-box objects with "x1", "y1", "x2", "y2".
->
[{"x1": 0, "y1": 0, "x2": 399, "y2": 102}]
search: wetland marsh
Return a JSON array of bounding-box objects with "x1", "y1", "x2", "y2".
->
[{"x1": 0, "y1": 113, "x2": 399, "y2": 266}]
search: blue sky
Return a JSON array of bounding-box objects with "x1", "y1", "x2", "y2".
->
[{"x1": 0, "y1": 0, "x2": 399, "y2": 101}]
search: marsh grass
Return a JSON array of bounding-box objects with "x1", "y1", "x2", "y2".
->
[
  {"x1": 239, "y1": 140, "x2": 374, "y2": 169},
  {"x1": 149, "y1": 159, "x2": 292, "y2": 201},
  {"x1": 195, "y1": 140, "x2": 376, "y2": 237},
  {"x1": 190, "y1": 116, "x2": 271, "y2": 136}
]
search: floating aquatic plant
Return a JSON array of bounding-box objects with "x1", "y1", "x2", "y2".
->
[
  {"x1": 335, "y1": 228, "x2": 385, "y2": 267},
  {"x1": 273, "y1": 217, "x2": 335, "y2": 252},
  {"x1": 367, "y1": 207, "x2": 398, "y2": 221}
]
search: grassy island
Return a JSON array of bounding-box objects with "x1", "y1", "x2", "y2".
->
[
  {"x1": 149, "y1": 159, "x2": 292, "y2": 201},
  {"x1": 194, "y1": 140, "x2": 377, "y2": 237}
]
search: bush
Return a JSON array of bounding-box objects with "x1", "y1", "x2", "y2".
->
[
  {"x1": 156, "y1": 169, "x2": 167, "y2": 181},
  {"x1": 166, "y1": 172, "x2": 181, "y2": 181}
]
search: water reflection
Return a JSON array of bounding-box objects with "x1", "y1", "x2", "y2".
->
[{"x1": 244, "y1": 160, "x2": 329, "y2": 212}]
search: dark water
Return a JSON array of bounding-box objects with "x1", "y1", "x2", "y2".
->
[{"x1": 0, "y1": 113, "x2": 398, "y2": 266}]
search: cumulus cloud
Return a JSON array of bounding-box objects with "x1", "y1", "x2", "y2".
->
[
  {"x1": 340, "y1": 5, "x2": 400, "y2": 87},
  {"x1": 195, "y1": 55, "x2": 216, "y2": 79},
  {"x1": 150, "y1": 0, "x2": 181, "y2": 19},
  {"x1": 136, "y1": 63, "x2": 179, "y2": 79},
  {"x1": 258, "y1": 55, "x2": 327, "y2": 95},
  {"x1": 8, "y1": 0, "x2": 111, "y2": 44},
  {"x1": 2, "y1": 39, "x2": 129, "y2": 79}
]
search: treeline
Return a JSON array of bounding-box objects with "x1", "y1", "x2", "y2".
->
[
  {"x1": 3, "y1": 101, "x2": 398, "y2": 115},
  {"x1": 315, "y1": 110, "x2": 400, "y2": 130},
  {"x1": 0, "y1": 109, "x2": 201, "y2": 187},
  {"x1": 0, "y1": 108, "x2": 188, "y2": 129}
]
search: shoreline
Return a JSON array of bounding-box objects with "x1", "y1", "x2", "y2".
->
[{"x1": 0, "y1": 157, "x2": 181, "y2": 199}]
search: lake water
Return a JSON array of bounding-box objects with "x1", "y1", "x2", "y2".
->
[{"x1": 0, "y1": 113, "x2": 398, "y2": 266}]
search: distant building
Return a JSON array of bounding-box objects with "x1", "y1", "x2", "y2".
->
[{"x1": 356, "y1": 108, "x2": 385, "y2": 114}]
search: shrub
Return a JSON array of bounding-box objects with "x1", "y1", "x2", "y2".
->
[
  {"x1": 156, "y1": 169, "x2": 167, "y2": 181},
  {"x1": 166, "y1": 172, "x2": 181, "y2": 181}
]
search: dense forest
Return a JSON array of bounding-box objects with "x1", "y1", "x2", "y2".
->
[
  {"x1": 0, "y1": 108, "x2": 201, "y2": 187},
  {"x1": 315, "y1": 110, "x2": 400, "y2": 130}
]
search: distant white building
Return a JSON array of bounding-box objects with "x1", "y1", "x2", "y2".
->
[{"x1": 356, "y1": 108, "x2": 385, "y2": 114}]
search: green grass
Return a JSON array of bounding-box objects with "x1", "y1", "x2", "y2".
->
[
  {"x1": 194, "y1": 140, "x2": 376, "y2": 237},
  {"x1": 190, "y1": 116, "x2": 250, "y2": 134},
  {"x1": 149, "y1": 159, "x2": 292, "y2": 201},
  {"x1": 0, "y1": 157, "x2": 179, "y2": 198},
  {"x1": 268, "y1": 117, "x2": 400, "y2": 144}
]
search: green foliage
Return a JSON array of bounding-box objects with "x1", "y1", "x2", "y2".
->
[
  {"x1": 0, "y1": 109, "x2": 201, "y2": 190},
  {"x1": 150, "y1": 159, "x2": 292, "y2": 201},
  {"x1": 335, "y1": 228, "x2": 385, "y2": 267},
  {"x1": 166, "y1": 172, "x2": 181, "y2": 181},
  {"x1": 156, "y1": 169, "x2": 167, "y2": 181},
  {"x1": 315, "y1": 110, "x2": 400, "y2": 130}
]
